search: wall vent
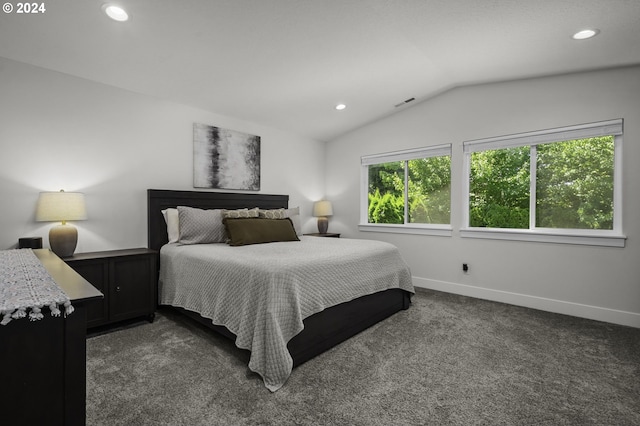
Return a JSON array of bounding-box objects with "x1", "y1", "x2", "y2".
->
[{"x1": 394, "y1": 97, "x2": 415, "y2": 108}]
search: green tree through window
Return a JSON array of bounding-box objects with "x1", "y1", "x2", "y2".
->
[
  {"x1": 469, "y1": 146, "x2": 530, "y2": 228},
  {"x1": 536, "y1": 136, "x2": 614, "y2": 229},
  {"x1": 367, "y1": 155, "x2": 451, "y2": 225},
  {"x1": 368, "y1": 162, "x2": 404, "y2": 224},
  {"x1": 468, "y1": 136, "x2": 614, "y2": 230},
  {"x1": 408, "y1": 156, "x2": 451, "y2": 224}
]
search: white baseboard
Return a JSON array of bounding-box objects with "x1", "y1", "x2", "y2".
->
[{"x1": 413, "y1": 277, "x2": 640, "y2": 329}]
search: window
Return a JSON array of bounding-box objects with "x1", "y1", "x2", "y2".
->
[
  {"x1": 462, "y1": 119, "x2": 625, "y2": 247},
  {"x1": 469, "y1": 146, "x2": 530, "y2": 229},
  {"x1": 361, "y1": 145, "x2": 452, "y2": 235}
]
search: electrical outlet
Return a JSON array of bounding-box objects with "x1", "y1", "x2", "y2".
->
[{"x1": 462, "y1": 263, "x2": 469, "y2": 272}]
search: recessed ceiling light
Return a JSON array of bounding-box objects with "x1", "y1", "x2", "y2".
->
[
  {"x1": 335, "y1": 104, "x2": 346, "y2": 111},
  {"x1": 572, "y1": 29, "x2": 599, "y2": 40},
  {"x1": 103, "y1": 4, "x2": 129, "y2": 22}
]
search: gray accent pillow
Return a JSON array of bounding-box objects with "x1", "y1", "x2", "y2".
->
[
  {"x1": 177, "y1": 206, "x2": 225, "y2": 244},
  {"x1": 259, "y1": 208, "x2": 287, "y2": 219},
  {"x1": 221, "y1": 207, "x2": 259, "y2": 219}
]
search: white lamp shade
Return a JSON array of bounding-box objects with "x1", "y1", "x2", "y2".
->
[
  {"x1": 36, "y1": 191, "x2": 87, "y2": 222},
  {"x1": 313, "y1": 200, "x2": 333, "y2": 217}
]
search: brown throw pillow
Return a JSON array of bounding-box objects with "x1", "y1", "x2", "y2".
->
[{"x1": 223, "y1": 218, "x2": 300, "y2": 246}]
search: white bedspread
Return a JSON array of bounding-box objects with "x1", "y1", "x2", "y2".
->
[{"x1": 158, "y1": 236, "x2": 413, "y2": 391}]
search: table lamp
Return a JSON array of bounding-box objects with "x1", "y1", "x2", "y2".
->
[
  {"x1": 312, "y1": 200, "x2": 333, "y2": 234},
  {"x1": 36, "y1": 190, "x2": 87, "y2": 258}
]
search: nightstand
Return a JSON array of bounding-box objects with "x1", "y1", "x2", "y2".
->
[
  {"x1": 63, "y1": 248, "x2": 157, "y2": 329},
  {"x1": 304, "y1": 233, "x2": 341, "y2": 238}
]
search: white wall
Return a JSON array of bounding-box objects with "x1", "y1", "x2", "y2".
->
[
  {"x1": 0, "y1": 57, "x2": 325, "y2": 252},
  {"x1": 326, "y1": 66, "x2": 640, "y2": 327}
]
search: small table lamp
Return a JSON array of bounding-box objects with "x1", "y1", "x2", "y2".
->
[
  {"x1": 313, "y1": 200, "x2": 333, "y2": 234},
  {"x1": 36, "y1": 190, "x2": 87, "y2": 258}
]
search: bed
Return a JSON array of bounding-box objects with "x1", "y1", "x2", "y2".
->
[{"x1": 147, "y1": 189, "x2": 414, "y2": 391}]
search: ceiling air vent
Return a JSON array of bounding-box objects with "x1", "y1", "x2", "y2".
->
[{"x1": 394, "y1": 97, "x2": 415, "y2": 108}]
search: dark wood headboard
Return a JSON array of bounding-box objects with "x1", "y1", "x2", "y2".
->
[{"x1": 147, "y1": 189, "x2": 289, "y2": 252}]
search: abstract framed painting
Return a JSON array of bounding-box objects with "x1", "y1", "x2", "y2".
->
[{"x1": 193, "y1": 123, "x2": 261, "y2": 190}]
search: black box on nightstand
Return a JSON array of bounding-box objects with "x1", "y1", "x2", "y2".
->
[{"x1": 19, "y1": 237, "x2": 43, "y2": 249}]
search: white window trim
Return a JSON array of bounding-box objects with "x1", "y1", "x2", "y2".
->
[
  {"x1": 463, "y1": 119, "x2": 623, "y2": 153},
  {"x1": 359, "y1": 223, "x2": 453, "y2": 236},
  {"x1": 361, "y1": 144, "x2": 451, "y2": 165},
  {"x1": 459, "y1": 228, "x2": 626, "y2": 247},
  {"x1": 361, "y1": 144, "x2": 452, "y2": 233},
  {"x1": 462, "y1": 119, "x2": 626, "y2": 247}
]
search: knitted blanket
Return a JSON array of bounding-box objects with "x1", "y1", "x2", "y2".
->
[{"x1": 0, "y1": 249, "x2": 74, "y2": 325}]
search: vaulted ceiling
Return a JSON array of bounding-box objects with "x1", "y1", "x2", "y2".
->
[{"x1": 1, "y1": 0, "x2": 638, "y2": 141}]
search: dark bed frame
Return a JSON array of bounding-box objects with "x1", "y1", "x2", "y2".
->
[{"x1": 147, "y1": 189, "x2": 411, "y2": 367}]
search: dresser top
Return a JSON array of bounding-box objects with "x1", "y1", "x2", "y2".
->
[{"x1": 33, "y1": 249, "x2": 103, "y2": 303}]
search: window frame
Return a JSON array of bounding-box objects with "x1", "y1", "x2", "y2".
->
[
  {"x1": 360, "y1": 144, "x2": 453, "y2": 236},
  {"x1": 461, "y1": 119, "x2": 626, "y2": 247}
]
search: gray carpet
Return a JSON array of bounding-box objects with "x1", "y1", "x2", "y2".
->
[{"x1": 86, "y1": 289, "x2": 640, "y2": 425}]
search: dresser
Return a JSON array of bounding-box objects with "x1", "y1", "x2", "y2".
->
[{"x1": 1, "y1": 249, "x2": 103, "y2": 425}]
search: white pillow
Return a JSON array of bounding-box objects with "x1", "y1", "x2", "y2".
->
[
  {"x1": 161, "y1": 208, "x2": 180, "y2": 243},
  {"x1": 285, "y1": 206, "x2": 302, "y2": 236}
]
